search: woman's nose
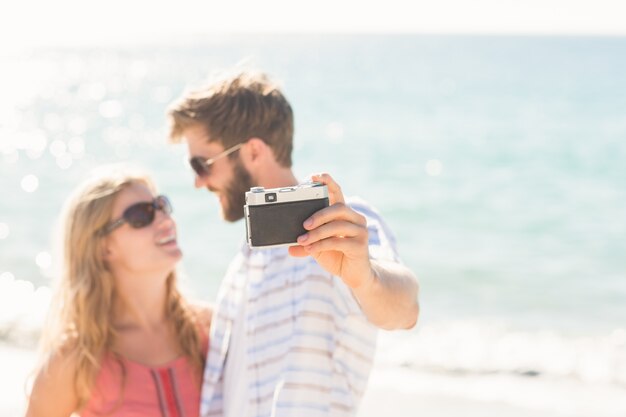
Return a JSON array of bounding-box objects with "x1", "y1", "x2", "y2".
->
[{"x1": 155, "y1": 207, "x2": 174, "y2": 227}]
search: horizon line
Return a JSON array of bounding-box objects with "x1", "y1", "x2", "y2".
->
[{"x1": 3, "y1": 31, "x2": 626, "y2": 50}]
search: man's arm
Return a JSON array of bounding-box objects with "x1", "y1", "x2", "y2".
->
[
  {"x1": 289, "y1": 173, "x2": 419, "y2": 330},
  {"x1": 351, "y1": 259, "x2": 419, "y2": 329}
]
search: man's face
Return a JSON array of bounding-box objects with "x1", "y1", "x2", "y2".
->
[{"x1": 182, "y1": 124, "x2": 254, "y2": 222}]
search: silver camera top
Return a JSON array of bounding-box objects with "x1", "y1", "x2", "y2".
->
[
  {"x1": 245, "y1": 182, "x2": 328, "y2": 206},
  {"x1": 244, "y1": 181, "x2": 330, "y2": 248}
]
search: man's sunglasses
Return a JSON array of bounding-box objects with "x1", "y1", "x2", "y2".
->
[
  {"x1": 102, "y1": 195, "x2": 172, "y2": 235},
  {"x1": 189, "y1": 142, "x2": 244, "y2": 178}
]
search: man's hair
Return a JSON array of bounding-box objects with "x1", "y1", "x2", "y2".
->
[{"x1": 167, "y1": 71, "x2": 294, "y2": 167}]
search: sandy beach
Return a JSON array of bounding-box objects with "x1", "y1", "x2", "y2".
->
[
  {"x1": 359, "y1": 366, "x2": 625, "y2": 417},
  {"x1": 3, "y1": 343, "x2": 546, "y2": 417},
  {"x1": 5, "y1": 340, "x2": 623, "y2": 417},
  {"x1": 1, "y1": 343, "x2": 36, "y2": 417}
]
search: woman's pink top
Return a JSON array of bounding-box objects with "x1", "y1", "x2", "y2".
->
[{"x1": 81, "y1": 337, "x2": 208, "y2": 417}]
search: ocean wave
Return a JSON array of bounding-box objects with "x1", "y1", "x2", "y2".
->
[
  {"x1": 2, "y1": 271, "x2": 626, "y2": 392},
  {"x1": 376, "y1": 319, "x2": 626, "y2": 387},
  {"x1": 0, "y1": 273, "x2": 51, "y2": 347}
]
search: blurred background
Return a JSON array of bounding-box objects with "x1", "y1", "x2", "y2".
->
[{"x1": 1, "y1": 1, "x2": 625, "y2": 416}]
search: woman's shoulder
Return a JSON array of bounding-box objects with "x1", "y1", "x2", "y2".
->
[
  {"x1": 27, "y1": 343, "x2": 81, "y2": 416},
  {"x1": 40, "y1": 338, "x2": 81, "y2": 372}
]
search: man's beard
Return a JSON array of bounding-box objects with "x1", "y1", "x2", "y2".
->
[{"x1": 222, "y1": 157, "x2": 255, "y2": 222}]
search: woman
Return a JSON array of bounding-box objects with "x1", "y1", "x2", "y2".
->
[{"x1": 26, "y1": 167, "x2": 211, "y2": 417}]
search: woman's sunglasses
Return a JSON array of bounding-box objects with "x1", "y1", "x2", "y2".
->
[
  {"x1": 189, "y1": 142, "x2": 244, "y2": 178},
  {"x1": 102, "y1": 195, "x2": 172, "y2": 235}
]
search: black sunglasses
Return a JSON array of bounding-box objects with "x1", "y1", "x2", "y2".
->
[
  {"x1": 189, "y1": 143, "x2": 244, "y2": 178},
  {"x1": 102, "y1": 195, "x2": 172, "y2": 235}
]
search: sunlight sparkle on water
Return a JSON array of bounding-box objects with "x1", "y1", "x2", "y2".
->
[
  {"x1": 0, "y1": 276, "x2": 50, "y2": 331},
  {"x1": 49, "y1": 139, "x2": 67, "y2": 158},
  {"x1": 21, "y1": 174, "x2": 39, "y2": 192},
  {"x1": 326, "y1": 122, "x2": 344, "y2": 143},
  {"x1": 35, "y1": 251, "x2": 52, "y2": 269},
  {"x1": 130, "y1": 60, "x2": 148, "y2": 79},
  {"x1": 43, "y1": 113, "x2": 65, "y2": 132},
  {"x1": 129, "y1": 114, "x2": 145, "y2": 130},
  {"x1": 2, "y1": 149, "x2": 19, "y2": 164},
  {"x1": 22, "y1": 130, "x2": 48, "y2": 153},
  {"x1": 68, "y1": 137, "x2": 85, "y2": 156},
  {"x1": 152, "y1": 86, "x2": 172, "y2": 103},
  {"x1": 56, "y1": 154, "x2": 73, "y2": 169},
  {"x1": 43, "y1": 113, "x2": 64, "y2": 132},
  {"x1": 99, "y1": 100, "x2": 122, "y2": 118},
  {"x1": 83, "y1": 82, "x2": 106, "y2": 101},
  {"x1": 26, "y1": 149, "x2": 44, "y2": 160},
  {"x1": 0, "y1": 271, "x2": 15, "y2": 284},
  {"x1": 67, "y1": 117, "x2": 87, "y2": 135},
  {"x1": 425, "y1": 159, "x2": 443, "y2": 176}
]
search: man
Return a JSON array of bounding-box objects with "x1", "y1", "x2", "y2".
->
[{"x1": 167, "y1": 71, "x2": 419, "y2": 417}]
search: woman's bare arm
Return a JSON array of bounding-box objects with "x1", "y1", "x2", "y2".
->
[{"x1": 25, "y1": 351, "x2": 78, "y2": 417}]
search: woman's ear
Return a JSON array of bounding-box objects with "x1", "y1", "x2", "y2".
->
[{"x1": 101, "y1": 237, "x2": 113, "y2": 261}]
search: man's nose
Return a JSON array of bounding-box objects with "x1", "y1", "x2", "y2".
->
[{"x1": 194, "y1": 174, "x2": 208, "y2": 189}]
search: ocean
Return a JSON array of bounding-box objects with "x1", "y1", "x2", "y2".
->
[{"x1": 1, "y1": 35, "x2": 625, "y2": 415}]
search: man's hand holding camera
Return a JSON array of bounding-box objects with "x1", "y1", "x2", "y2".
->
[
  {"x1": 289, "y1": 173, "x2": 419, "y2": 329},
  {"x1": 243, "y1": 171, "x2": 418, "y2": 329},
  {"x1": 288, "y1": 173, "x2": 375, "y2": 291}
]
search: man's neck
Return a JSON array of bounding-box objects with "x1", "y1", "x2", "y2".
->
[{"x1": 255, "y1": 165, "x2": 299, "y2": 189}]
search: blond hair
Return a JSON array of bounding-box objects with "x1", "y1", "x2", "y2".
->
[
  {"x1": 36, "y1": 167, "x2": 204, "y2": 409},
  {"x1": 167, "y1": 71, "x2": 294, "y2": 167}
]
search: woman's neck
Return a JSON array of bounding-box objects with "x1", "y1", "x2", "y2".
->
[{"x1": 111, "y1": 271, "x2": 170, "y2": 331}]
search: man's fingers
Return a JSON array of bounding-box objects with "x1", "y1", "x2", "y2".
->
[
  {"x1": 298, "y1": 220, "x2": 366, "y2": 246},
  {"x1": 303, "y1": 236, "x2": 362, "y2": 257},
  {"x1": 303, "y1": 203, "x2": 366, "y2": 231},
  {"x1": 288, "y1": 245, "x2": 309, "y2": 257},
  {"x1": 310, "y1": 172, "x2": 345, "y2": 205}
]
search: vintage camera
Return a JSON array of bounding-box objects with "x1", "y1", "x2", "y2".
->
[{"x1": 244, "y1": 182, "x2": 329, "y2": 248}]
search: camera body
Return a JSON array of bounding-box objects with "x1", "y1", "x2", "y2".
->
[{"x1": 244, "y1": 182, "x2": 329, "y2": 248}]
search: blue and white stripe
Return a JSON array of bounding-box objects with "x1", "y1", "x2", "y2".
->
[{"x1": 200, "y1": 198, "x2": 401, "y2": 417}]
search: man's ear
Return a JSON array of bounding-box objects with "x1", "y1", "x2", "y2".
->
[{"x1": 243, "y1": 138, "x2": 270, "y2": 164}]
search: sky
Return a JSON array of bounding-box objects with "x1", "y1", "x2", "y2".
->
[{"x1": 1, "y1": 0, "x2": 626, "y2": 47}]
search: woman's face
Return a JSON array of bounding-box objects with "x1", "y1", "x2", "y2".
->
[{"x1": 103, "y1": 182, "x2": 182, "y2": 277}]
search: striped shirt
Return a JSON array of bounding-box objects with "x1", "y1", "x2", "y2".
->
[{"x1": 200, "y1": 198, "x2": 401, "y2": 417}]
